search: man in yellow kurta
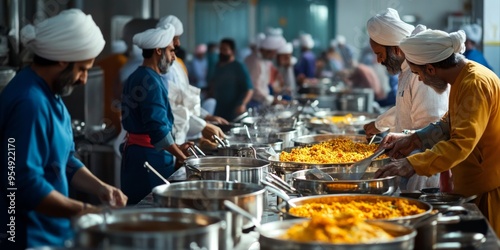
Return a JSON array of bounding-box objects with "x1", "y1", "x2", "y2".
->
[{"x1": 374, "y1": 29, "x2": 500, "y2": 237}]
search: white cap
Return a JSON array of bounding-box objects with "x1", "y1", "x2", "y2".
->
[
  {"x1": 277, "y1": 42, "x2": 293, "y2": 54},
  {"x1": 460, "y1": 24, "x2": 482, "y2": 44},
  {"x1": 299, "y1": 33, "x2": 314, "y2": 49}
]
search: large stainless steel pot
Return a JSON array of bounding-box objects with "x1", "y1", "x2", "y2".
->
[
  {"x1": 258, "y1": 219, "x2": 417, "y2": 250},
  {"x1": 307, "y1": 111, "x2": 378, "y2": 134},
  {"x1": 269, "y1": 128, "x2": 299, "y2": 148},
  {"x1": 268, "y1": 148, "x2": 389, "y2": 182},
  {"x1": 73, "y1": 208, "x2": 223, "y2": 250},
  {"x1": 152, "y1": 181, "x2": 266, "y2": 249},
  {"x1": 278, "y1": 194, "x2": 433, "y2": 225},
  {"x1": 184, "y1": 156, "x2": 269, "y2": 184},
  {"x1": 290, "y1": 167, "x2": 397, "y2": 196}
]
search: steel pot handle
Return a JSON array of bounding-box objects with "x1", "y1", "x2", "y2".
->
[
  {"x1": 223, "y1": 200, "x2": 262, "y2": 230},
  {"x1": 185, "y1": 164, "x2": 203, "y2": 181},
  {"x1": 213, "y1": 135, "x2": 227, "y2": 148},
  {"x1": 261, "y1": 179, "x2": 296, "y2": 207},
  {"x1": 187, "y1": 147, "x2": 198, "y2": 158},
  {"x1": 144, "y1": 161, "x2": 170, "y2": 185},
  {"x1": 265, "y1": 173, "x2": 297, "y2": 193}
]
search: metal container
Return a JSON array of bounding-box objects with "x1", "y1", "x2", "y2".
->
[
  {"x1": 184, "y1": 156, "x2": 269, "y2": 184},
  {"x1": 307, "y1": 111, "x2": 379, "y2": 133},
  {"x1": 152, "y1": 181, "x2": 266, "y2": 249},
  {"x1": 269, "y1": 128, "x2": 299, "y2": 148},
  {"x1": 268, "y1": 148, "x2": 389, "y2": 182},
  {"x1": 290, "y1": 167, "x2": 397, "y2": 196},
  {"x1": 73, "y1": 208, "x2": 223, "y2": 250},
  {"x1": 258, "y1": 219, "x2": 416, "y2": 250},
  {"x1": 279, "y1": 194, "x2": 433, "y2": 225}
]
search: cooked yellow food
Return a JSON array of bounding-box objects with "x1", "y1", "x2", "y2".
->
[
  {"x1": 310, "y1": 114, "x2": 354, "y2": 124},
  {"x1": 282, "y1": 213, "x2": 394, "y2": 244},
  {"x1": 289, "y1": 198, "x2": 426, "y2": 220},
  {"x1": 279, "y1": 138, "x2": 382, "y2": 164}
]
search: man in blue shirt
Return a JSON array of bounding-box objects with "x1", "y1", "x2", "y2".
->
[
  {"x1": 461, "y1": 24, "x2": 493, "y2": 72},
  {"x1": 121, "y1": 25, "x2": 192, "y2": 204},
  {"x1": 0, "y1": 9, "x2": 127, "y2": 249}
]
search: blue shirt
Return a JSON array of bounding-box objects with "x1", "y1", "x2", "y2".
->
[
  {"x1": 294, "y1": 50, "x2": 316, "y2": 78},
  {"x1": 464, "y1": 49, "x2": 493, "y2": 72},
  {"x1": 121, "y1": 66, "x2": 175, "y2": 149},
  {"x1": 0, "y1": 67, "x2": 84, "y2": 248}
]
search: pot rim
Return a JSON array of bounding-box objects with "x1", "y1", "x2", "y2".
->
[{"x1": 152, "y1": 181, "x2": 266, "y2": 200}]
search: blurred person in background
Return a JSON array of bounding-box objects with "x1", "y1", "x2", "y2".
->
[
  {"x1": 460, "y1": 24, "x2": 493, "y2": 71},
  {"x1": 245, "y1": 28, "x2": 286, "y2": 108},
  {"x1": 0, "y1": 10, "x2": 127, "y2": 249},
  {"x1": 294, "y1": 33, "x2": 316, "y2": 84},
  {"x1": 334, "y1": 35, "x2": 356, "y2": 69},
  {"x1": 274, "y1": 42, "x2": 297, "y2": 100},
  {"x1": 206, "y1": 42, "x2": 219, "y2": 82},
  {"x1": 363, "y1": 8, "x2": 449, "y2": 191},
  {"x1": 157, "y1": 15, "x2": 227, "y2": 144},
  {"x1": 210, "y1": 38, "x2": 253, "y2": 121}
]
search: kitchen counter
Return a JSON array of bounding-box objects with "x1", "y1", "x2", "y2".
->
[{"x1": 136, "y1": 189, "x2": 499, "y2": 250}]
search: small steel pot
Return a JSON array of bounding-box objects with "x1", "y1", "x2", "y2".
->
[
  {"x1": 73, "y1": 208, "x2": 223, "y2": 250},
  {"x1": 184, "y1": 156, "x2": 269, "y2": 184}
]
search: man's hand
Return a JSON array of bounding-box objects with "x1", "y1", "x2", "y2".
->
[
  {"x1": 97, "y1": 184, "x2": 128, "y2": 207},
  {"x1": 380, "y1": 132, "x2": 421, "y2": 158},
  {"x1": 205, "y1": 115, "x2": 229, "y2": 125},
  {"x1": 235, "y1": 105, "x2": 247, "y2": 117},
  {"x1": 374, "y1": 158, "x2": 416, "y2": 179},
  {"x1": 363, "y1": 121, "x2": 381, "y2": 139},
  {"x1": 202, "y1": 123, "x2": 225, "y2": 140}
]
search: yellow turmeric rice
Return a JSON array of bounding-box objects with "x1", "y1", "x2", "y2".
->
[{"x1": 280, "y1": 138, "x2": 382, "y2": 164}]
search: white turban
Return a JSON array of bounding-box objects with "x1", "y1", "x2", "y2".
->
[
  {"x1": 460, "y1": 24, "x2": 482, "y2": 44},
  {"x1": 400, "y1": 29, "x2": 466, "y2": 65},
  {"x1": 133, "y1": 24, "x2": 175, "y2": 49},
  {"x1": 278, "y1": 42, "x2": 293, "y2": 54},
  {"x1": 299, "y1": 33, "x2": 314, "y2": 49},
  {"x1": 20, "y1": 9, "x2": 105, "y2": 62},
  {"x1": 111, "y1": 40, "x2": 127, "y2": 54},
  {"x1": 157, "y1": 15, "x2": 183, "y2": 36},
  {"x1": 367, "y1": 8, "x2": 415, "y2": 46},
  {"x1": 260, "y1": 29, "x2": 286, "y2": 51}
]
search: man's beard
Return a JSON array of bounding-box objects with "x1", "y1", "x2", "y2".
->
[
  {"x1": 382, "y1": 47, "x2": 405, "y2": 75},
  {"x1": 53, "y1": 63, "x2": 80, "y2": 96},
  {"x1": 422, "y1": 72, "x2": 448, "y2": 93},
  {"x1": 158, "y1": 52, "x2": 171, "y2": 74}
]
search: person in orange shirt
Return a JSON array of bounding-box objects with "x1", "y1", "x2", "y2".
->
[{"x1": 375, "y1": 29, "x2": 500, "y2": 237}]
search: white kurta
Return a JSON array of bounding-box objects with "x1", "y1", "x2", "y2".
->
[
  {"x1": 163, "y1": 61, "x2": 206, "y2": 144},
  {"x1": 374, "y1": 61, "x2": 450, "y2": 191},
  {"x1": 375, "y1": 61, "x2": 450, "y2": 132},
  {"x1": 244, "y1": 53, "x2": 274, "y2": 105}
]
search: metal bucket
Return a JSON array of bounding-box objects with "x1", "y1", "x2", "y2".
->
[{"x1": 73, "y1": 208, "x2": 223, "y2": 250}]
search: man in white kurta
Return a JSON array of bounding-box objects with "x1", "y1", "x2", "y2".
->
[
  {"x1": 364, "y1": 8, "x2": 450, "y2": 191},
  {"x1": 157, "y1": 15, "x2": 226, "y2": 143}
]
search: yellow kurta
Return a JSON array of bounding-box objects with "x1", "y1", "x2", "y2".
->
[{"x1": 408, "y1": 61, "x2": 500, "y2": 237}]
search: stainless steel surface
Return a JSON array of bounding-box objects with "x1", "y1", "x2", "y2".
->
[
  {"x1": 305, "y1": 167, "x2": 335, "y2": 181},
  {"x1": 279, "y1": 194, "x2": 433, "y2": 225},
  {"x1": 73, "y1": 208, "x2": 222, "y2": 250},
  {"x1": 269, "y1": 128, "x2": 299, "y2": 148},
  {"x1": 291, "y1": 167, "x2": 396, "y2": 196},
  {"x1": 307, "y1": 111, "x2": 379, "y2": 133},
  {"x1": 223, "y1": 200, "x2": 262, "y2": 229},
  {"x1": 258, "y1": 219, "x2": 416, "y2": 250},
  {"x1": 184, "y1": 156, "x2": 269, "y2": 184},
  {"x1": 152, "y1": 181, "x2": 266, "y2": 249}
]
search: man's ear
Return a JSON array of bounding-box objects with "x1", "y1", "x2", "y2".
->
[
  {"x1": 58, "y1": 61, "x2": 69, "y2": 68},
  {"x1": 155, "y1": 48, "x2": 163, "y2": 56},
  {"x1": 425, "y1": 64, "x2": 436, "y2": 75}
]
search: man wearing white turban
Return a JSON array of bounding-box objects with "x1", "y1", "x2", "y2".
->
[
  {"x1": 245, "y1": 28, "x2": 286, "y2": 107},
  {"x1": 121, "y1": 25, "x2": 192, "y2": 204},
  {"x1": 376, "y1": 29, "x2": 500, "y2": 237},
  {"x1": 275, "y1": 42, "x2": 297, "y2": 100},
  {"x1": 460, "y1": 24, "x2": 493, "y2": 71},
  {"x1": 363, "y1": 8, "x2": 450, "y2": 191},
  {"x1": 156, "y1": 15, "x2": 227, "y2": 144},
  {"x1": 0, "y1": 9, "x2": 127, "y2": 249},
  {"x1": 294, "y1": 33, "x2": 316, "y2": 83}
]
